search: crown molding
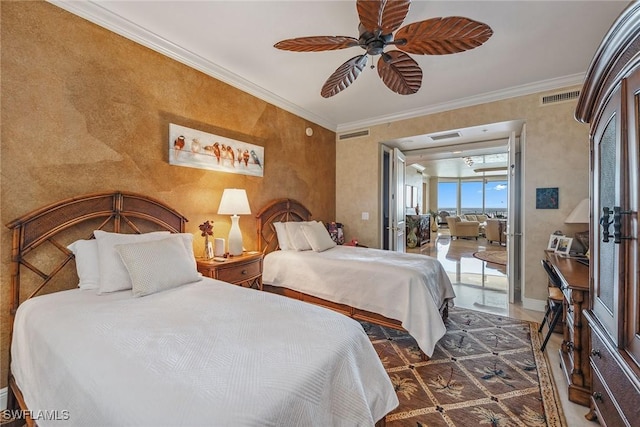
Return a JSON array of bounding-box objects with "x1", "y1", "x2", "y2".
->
[{"x1": 336, "y1": 74, "x2": 586, "y2": 133}]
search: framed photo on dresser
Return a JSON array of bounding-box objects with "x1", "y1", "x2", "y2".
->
[
  {"x1": 555, "y1": 237, "x2": 573, "y2": 255},
  {"x1": 547, "y1": 234, "x2": 563, "y2": 251}
]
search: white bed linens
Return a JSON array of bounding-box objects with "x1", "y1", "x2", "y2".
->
[
  {"x1": 262, "y1": 246, "x2": 456, "y2": 357},
  {"x1": 11, "y1": 278, "x2": 398, "y2": 426}
]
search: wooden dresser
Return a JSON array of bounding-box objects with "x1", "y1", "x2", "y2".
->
[
  {"x1": 545, "y1": 252, "x2": 591, "y2": 406},
  {"x1": 575, "y1": 2, "x2": 640, "y2": 424}
]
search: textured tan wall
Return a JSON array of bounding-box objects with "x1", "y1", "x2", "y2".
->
[
  {"x1": 0, "y1": 1, "x2": 336, "y2": 388},
  {"x1": 336, "y1": 89, "x2": 589, "y2": 307}
]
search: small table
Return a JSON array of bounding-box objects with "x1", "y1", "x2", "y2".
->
[{"x1": 196, "y1": 252, "x2": 263, "y2": 290}]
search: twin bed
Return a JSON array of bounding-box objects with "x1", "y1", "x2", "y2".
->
[
  {"x1": 8, "y1": 192, "x2": 453, "y2": 426},
  {"x1": 256, "y1": 198, "x2": 456, "y2": 358}
]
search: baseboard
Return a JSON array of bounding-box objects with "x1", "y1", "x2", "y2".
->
[
  {"x1": 1, "y1": 387, "x2": 7, "y2": 409},
  {"x1": 523, "y1": 297, "x2": 546, "y2": 313}
]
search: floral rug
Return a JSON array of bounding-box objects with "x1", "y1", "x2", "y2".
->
[
  {"x1": 362, "y1": 308, "x2": 566, "y2": 426},
  {"x1": 473, "y1": 250, "x2": 508, "y2": 266}
]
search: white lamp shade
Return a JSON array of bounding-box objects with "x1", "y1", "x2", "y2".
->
[
  {"x1": 217, "y1": 189, "x2": 251, "y2": 215},
  {"x1": 218, "y1": 189, "x2": 251, "y2": 256},
  {"x1": 565, "y1": 198, "x2": 590, "y2": 223}
]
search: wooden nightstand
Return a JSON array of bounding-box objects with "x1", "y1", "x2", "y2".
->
[{"x1": 196, "y1": 252, "x2": 263, "y2": 290}]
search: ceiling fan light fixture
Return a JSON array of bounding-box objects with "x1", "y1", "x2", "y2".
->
[{"x1": 274, "y1": 0, "x2": 493, "y2": 97}]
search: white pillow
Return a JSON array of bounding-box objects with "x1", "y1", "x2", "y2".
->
[
  {"x1": 302, "y1": 221, "x2": 337, "y2": 252},
  {"x1": 284, "y1": 221, "x2": 312, "y2": 251},
  {"x1": 94, "y1": 230, "x2": 171, "y2": 294},
  {"x1": 115, "y1": 235, "x2": 201, "y2": 297},
  {"x1": 67, "y1": 239, "x2": 100, "y2": 290},
  {"x1": 273, "y1": 221, "x2": 292, "y2": 250}
]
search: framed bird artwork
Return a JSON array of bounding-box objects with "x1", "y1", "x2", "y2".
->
[{"x1": 168, "y1": 123, "x2": 264, "y2": 177}]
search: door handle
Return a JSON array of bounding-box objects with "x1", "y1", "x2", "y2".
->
[
  {"x1": 600, "y1": 207, "x2": 613, "y2": 242},
  {"x1": 613, "y1": 206, "x2": 634, "y2": 244}
]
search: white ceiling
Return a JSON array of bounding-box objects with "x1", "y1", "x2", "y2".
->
[{"x1": 50, "y1": 0, "x2": 628, "y2": 176}]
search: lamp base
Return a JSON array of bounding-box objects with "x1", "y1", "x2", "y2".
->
[{"x1": 227, "y1": 215, "x2": 243, "y2": 256}]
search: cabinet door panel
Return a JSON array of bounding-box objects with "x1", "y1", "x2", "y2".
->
[{"x1": 593, "y1": 87, "x2": 624, "y2": 344}]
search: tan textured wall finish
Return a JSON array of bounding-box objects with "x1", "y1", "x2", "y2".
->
[
  {"x1": 336, "y1": 89, "x2": 589, "y2": 308},
  {"x1": 0, "y1": 1, "x2": 336, "y2": 388}
]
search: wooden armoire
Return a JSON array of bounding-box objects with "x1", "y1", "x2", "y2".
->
[{"x1": 575, "y1": 2, "x2": 640, "y2": 425}]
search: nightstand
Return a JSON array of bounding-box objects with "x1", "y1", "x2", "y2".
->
[{"x1": 196, "y1": 252, "x2": 263, "y2": 290}]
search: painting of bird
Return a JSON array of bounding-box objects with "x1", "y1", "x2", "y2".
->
[
  {"x1": 225, "y1": 145, "x2": 235, "y2": 167},
  {"x1": 204, "y1": 142, "x2": 221, "y2": 163},
  {"x1": 169, "y1": 123, "x2": 264, "y2": 177},
  {"x1": 251, "y1": 150, "x2": 262, "y2": 168},
  {"x1": 174, "y1": 136, "x2": 185, "y2": 150},
  {"x1": 191, "y1": 138, "x2": 201, "y2": 154}
]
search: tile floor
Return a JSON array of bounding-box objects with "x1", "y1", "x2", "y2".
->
[{"x1": 411, "y1": 230, "x2": 595, "y2": 426}]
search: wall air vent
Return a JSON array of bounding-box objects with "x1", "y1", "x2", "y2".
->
[
  {"x1": 338, "y1": 129, "x2": 370, "y2": 140},
  {"x1": 430, "y1": 131, "x2": 461, "y2": 141},
  {"x1": 540, "y1": 90, "x2": 580, "y2": 106}
]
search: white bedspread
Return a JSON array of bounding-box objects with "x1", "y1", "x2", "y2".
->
[
  {"x1": 263, "y1": 246, "x2": 456, "y2": 356},
  {"x1": 11, "y1": 278, "x2": 398, "y2": 426}
]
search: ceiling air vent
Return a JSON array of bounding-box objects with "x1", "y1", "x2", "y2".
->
[
  {"x1": 540, "y1": 90, "x2": 580, "y2": 106},
  {"x1": 430, "y1": 131, "x2": 461, "y2": 141},
  {"x1": 338, "y1": 129, "x2": 370, "y2": 140}
]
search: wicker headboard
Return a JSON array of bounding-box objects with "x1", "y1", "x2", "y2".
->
[
  {"x1": 255, "y1": 198, "x2": 311, "y2": 254},
  {"x1": 6, "y1": 191, "x2": 188, "y2": 317}
]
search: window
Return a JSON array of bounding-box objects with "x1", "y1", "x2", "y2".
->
[
  {"x1": 484, "y1": 179, "x2": 508, "y2": 216},
  {"x1": 437, "y1": 181, "x2": 457, "y2": 214},
  {"x1": 437, "y1": 178, "x2": 508, "y2": 216},
  {"x1": 460, "y1": 180, "x2": 483, "y2": 214}
]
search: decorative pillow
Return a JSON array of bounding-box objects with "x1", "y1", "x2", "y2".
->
[
  {"x1": 302, "y1": 221, "x2": 337, "y2": 252},
  {"x1": 115, "y1": 235, "x2": 201, "y2": 297},
  {"x1": 284, "y1": 221, "x2": 312, "y2": 251},
  {"x1": 94, "y1": 230, "x2": 171, "y2": 294},
  {"x1": 273, "y1": 221, "x2": 292, "y2": 250},
  {"x1": 67, "y1": 239, "x2": 100, "y2": 290}
]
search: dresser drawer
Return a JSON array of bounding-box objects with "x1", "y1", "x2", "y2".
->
[
  {"x1": 215, "y1": 258, "x2": 262, "y2": 283},
  {"x1": 590, "y1": 327, "x2": 640, "y2": 424},
  {"x1": 591, "y1": 368, "x2": 626, "y2": 427}
]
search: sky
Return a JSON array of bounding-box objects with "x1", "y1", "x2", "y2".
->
[{"x1": 438, "y1": 180, "x2": 508, "y2": 210}]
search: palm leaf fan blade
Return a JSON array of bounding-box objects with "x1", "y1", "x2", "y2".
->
[
  {"x1": 377, "y1": 51, "x2": 422, "y2": 95},
  {"x1": 274, "y1": 36, "x2": 359, "y2": 52},
  {"x1": 396, "y1": 17, "x2": 493, "y2": 55},
  {"x1": 357, "y1": 0, "x2": 410, "y2": 34},
  {"x1": 321, "y1": 55, "x2": 368, "y2": 98}
]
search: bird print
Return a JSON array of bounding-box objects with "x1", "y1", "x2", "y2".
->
[
  {"x1": 173, "y1": 135, "x2": 185, "y2": 158},
  {"x1": 203, "y1": 143, "x2": 220, "y2": 162},
  {"x1": 191, "y1": 138, "x2": 201, "y2": 154},
  {"x1": 225, "y1": 145, "x2": 235, "y2": 167},
  {"x1": 251, "y1": 150, "x2": 262, "y2": 168},
  {"x1": 174, "y1": 135, "x2": 185, "y2": 151}
]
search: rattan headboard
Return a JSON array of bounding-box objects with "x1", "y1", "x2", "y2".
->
[
  {"x1": 6, "y1": 191, "x2": 188, "y2": 316},
  {"x1": 255, "y1": 198, "x2": 312, "y2": 254}
]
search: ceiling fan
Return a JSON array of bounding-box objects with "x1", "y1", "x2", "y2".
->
[{"x1": 274, "y1": 0, "x2": 493, "y2": 98}]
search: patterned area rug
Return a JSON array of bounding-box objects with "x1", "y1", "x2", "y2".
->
[
  {"x1": 473, "y1": 250, "x2": 508, "y2": 266},
  {"x1": 362, "y1": 308, "x2": 566, "y2": 426}
]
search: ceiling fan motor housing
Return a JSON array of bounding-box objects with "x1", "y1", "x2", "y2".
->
[{"x1": 359, "y1": 30, "x2": 393, "y2": 56}]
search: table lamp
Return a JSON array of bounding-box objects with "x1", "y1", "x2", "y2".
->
[
  {"x1": 217, "y1": 188, "x2": 251, "y2": 256},
  {"x1": 565, "y1": 198, "x2": 590, "y2": 254}
]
